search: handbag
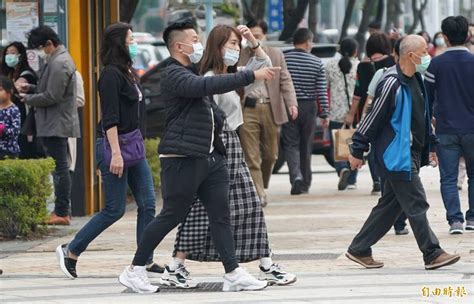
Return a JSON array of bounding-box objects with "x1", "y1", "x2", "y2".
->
[
  {"x1": 332, "y1": 126, "x2": 355, "y2": 162},
  {"x1": 103, "y1": 82, "x2": 145, "y2": 168},
  {"x1": 103, "y1": 128, "x2": 145, "y2": 168}
]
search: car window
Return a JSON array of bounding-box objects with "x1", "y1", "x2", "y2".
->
[
  {"x1": 141, "y1": 50, "x2": 152, "y2": 65},
  {"x1": 133, "y1": 53, "x2": 146, "y2": 69}
]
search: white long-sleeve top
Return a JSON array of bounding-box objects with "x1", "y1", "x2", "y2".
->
[{"x1": 205, "y1": 55, "x2": 271, "y2": 131}]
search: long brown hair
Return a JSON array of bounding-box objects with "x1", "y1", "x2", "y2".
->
[
  {"x1": 199, "y1": 25, "x2": 242, "y2": 75},
  {"x1": 199, "y1": 25, "x2": 244, "y2": 98}
]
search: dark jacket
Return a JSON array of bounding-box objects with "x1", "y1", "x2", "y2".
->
[
  {"x1": 350, "y1": 65, "x2": 437, "y2": 181},
  {"x1": 158, "y1": 58, "x2": 255, "y2": 158},
  {"x1": 99, "y1": 65, "x2": 145, "y2": 136},
  {"x1": 425, "y1": 47, "x2": 474, "y2": 134}
]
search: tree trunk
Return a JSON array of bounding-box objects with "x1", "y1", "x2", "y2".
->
[
  {"x1": 340, "y1": 0, "x2": 357, "y2": 42},
  {"x1": 419, "y1": 0, "x2": 428, "y2": 31},
  {"x1": 408, "y1": 0, "x2": 430, "y2": 34},
  {"x1": 375, "y1": 0, "x2": 385, "y2": 24},
  {"x1": 120, "y1": 0, "x2": 139, "y2": 23},
  {"x1": 393, "y1": 0, "x2": 402, "y2": 29},
  {"x1": 282, "y1": 0, "x2": 296, "y2": 26},
  {"x1": 242, "y1": 0, "x2": 256, "y2": 23},
  {"x1": 384, "y1": 0, "x2": 402, "y2": 32},
  {"x1": 408, "y1": 0, "x2": 421, "y2": 34},
  {"x1": 279, "y1": 0, "x2": 310, "y2": 41},
  {"x1": 308, "y1": 0, "x2": 319, "y2": 41},
  {"x1": 384, "y1": 0, "x2": 394, "y2": 32},
  {"x1": 355, "y1": 0, "x2": 378, "y2": 55},
  {"x1": 251, "y1": 0, "x2": 267, "y2": 21}
]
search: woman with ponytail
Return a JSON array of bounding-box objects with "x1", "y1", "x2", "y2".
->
[{"x1": 326, "y1": 37, "x2": 359, "y2": 190}]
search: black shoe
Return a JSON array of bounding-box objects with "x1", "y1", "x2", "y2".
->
[
  {"x1": 55, "y1": 244, "x2": 77, "y2": 279},
  {"x1": 146, "y1": 262, "x2": 165, "y2": 274},
  {"x1": 291, "y1": 179, "x2": 304, "y2": 195},
  {"x1": 338, "y1": 168, "x2": 351, "y2": 190},
  {"x1": 371, "y1": 182, "x2": 381, "y2": 195}
]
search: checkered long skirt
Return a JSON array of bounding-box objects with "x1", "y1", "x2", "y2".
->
[{"x1": 173, "y1": 130, "x2": 271, "y2": 262}]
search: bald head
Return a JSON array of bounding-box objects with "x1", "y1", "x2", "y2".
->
[
  {"x1": 399, "y1": 35, "x2": 426, "y2": 57},
  {"x1": 398, "y1": 34, "x2": 431, "y2": 76}
]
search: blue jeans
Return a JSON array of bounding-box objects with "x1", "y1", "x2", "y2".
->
[
  {"x1": 329, "y1": 121, "x2": 357, "y2": 184},
  {"x1": 437, "y1": 134, "x2": 474, "y2": 224},
  {"x1": 68, "y1": 138, "x2": 156, "y2": 263}
]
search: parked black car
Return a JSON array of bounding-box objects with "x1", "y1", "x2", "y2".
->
[{"x1": 141, "y1": 58, "x2": 173, "y2": 139}]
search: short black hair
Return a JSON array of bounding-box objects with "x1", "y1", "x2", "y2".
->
[
  {"x1": 365, "y1": 32, "x2": 392, "y2": 57},
  {"x1": 27, "y1": 25, "x2": 60, "y2": 49},
  {"x1": 246, "y1": 20, "x2": 268, "y2": 35},
  {"x1": 0, "y1": 75, "x2": 15, "y2": 94},
  {"x1": 293, "y1": 28, "x2": 313, "y2": 45},
  {"x1": 441, "y1": 16, "x2": 469, "y2": 46},
  {"x1": 394, "y1": 38, "x2": 404, "y2": 57},
  {"x1": 368, "y1": 20, "x2": 381, "y2": 30},
  {"x1": 163, "y1": 19, "x2": 195, "y2": 48}
]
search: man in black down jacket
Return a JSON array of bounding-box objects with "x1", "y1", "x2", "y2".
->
[{"x1": 119, "y1": 21, "x2": 278, "y2": 293}]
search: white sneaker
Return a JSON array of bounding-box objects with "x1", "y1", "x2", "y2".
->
[
  {"x1": 223, "y1": 267, "x2": 268, "y2": 292},
  {"x1": 119, "y1": 266, "x2": 159, "y2": 293},
  {"x1": 159, "y1": 265, "x2": 198, "y2": 289},
  {"x1": 259, "y1": 264, "x2": 297, "y2": 286}
]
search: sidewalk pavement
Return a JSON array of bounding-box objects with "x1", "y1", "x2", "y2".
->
[{"x1": 1, "y1": 156, "x2": 473, "y2": 303}]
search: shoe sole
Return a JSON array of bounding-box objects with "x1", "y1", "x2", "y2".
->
[
  {"x1": 223, "y1": 283, "x2": 268, "y2": 292},
  {"x1": 465, "y1": 226, "x2": 474, "y2": 230},
  {"x1": 55, "y1": 245, "x2": 75, "y2": 279},
  {"x1": 345, "y1": 252, "x2": 384, "y2": 269},
  {"x1": 118, "y1": 274, "x2": 159, "y2": 293},
  {"x1": 449, "y1": 229, "x2": 464, "y2": 235},
  {"x1": 158, "y1": 278, "x2": 197, "y2": 289},
  {"x1": 425, "y1": 255, "x2": 461, "y2": 270},
  {"x1": 264, "y1": 276, "x2": 297, "y2": 286}
]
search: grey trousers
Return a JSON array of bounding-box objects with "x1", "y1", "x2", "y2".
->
[
  {"x1": 281, "y1": 101, "x2": 317, "y2": 189},
  {"x1": 348, "y1": 152, "x2": 444, "y2": 264}
]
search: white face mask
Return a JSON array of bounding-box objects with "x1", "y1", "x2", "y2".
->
[
  {"x1": 411, "y1": 53, "x2": 431, "y2": 73},
  {"x1": 182, "y1": 42, "x2": 204, "y2": 64},
  {"x1": 435, "y1": 37, "x2": 446, "y2": 47},
  {"x1": 223, "y1": 48, "x2": 240, "y2": 66}
]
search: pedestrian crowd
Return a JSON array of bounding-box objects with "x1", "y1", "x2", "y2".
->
[{"x1": 0, "y1": 15, "x2": 473, "y2": 294}]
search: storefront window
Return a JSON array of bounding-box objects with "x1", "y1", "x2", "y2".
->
[{"x1": 0, "y1": 0, "x2": 67, "y2": 48}]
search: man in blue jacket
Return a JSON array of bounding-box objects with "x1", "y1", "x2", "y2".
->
[
  {"x1": 345, "y1": 35, "x2": 460, "y2": 270},
  {"x1": 425, "y1": 16, "x2": 474, "y2": 234}
]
